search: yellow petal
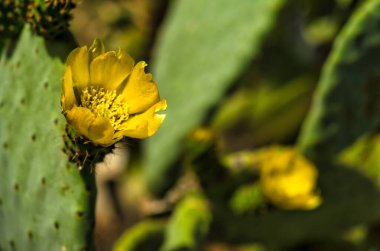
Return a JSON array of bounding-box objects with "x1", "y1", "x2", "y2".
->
[
  {"x1": 66, "y1": 107, "x2": 114, "y2": 146},
  {"x1": 66, "y1": 107, "x2": 95, "y2": 137},
  {"x1": 88, "y1": 39, "x2": 105, "y2": 62},
  {"x1": 61, "y1": 67, "x2": 77, "y2": 112},
  {"x1": 90, "y1": 51, "x2": 134, "y2": 91},
  {"x1": 116, "y1": 49, "x2": 135, "y2": 67},
  {"x1": 66, "y1": 46, "x2": 90, "y2": 89},
  {"x1": 88, "y1": 116, "x2": 115, "y2": 146},
  {"x1": 301, "y1": 194, "x2": 321, "y2": 210},
  {"x1": 278, "y1": 193, "x2": 322, "y2": 210},
  {"x1": 121, "y1": 61, "x2": 160, "y2": 114},
  {"x1": 116, "y1": 99, "x2": 167, "y2": 139}
]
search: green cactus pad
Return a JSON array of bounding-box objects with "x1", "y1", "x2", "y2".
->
[
  {"x1": 298, "y1": 0, "x2": 380, "y2": 164},
  {"x1": 0, "y1": 27, "x2": 95, "y2": 250},
  {"x1": 229, "y1": 183, "x2": 264, "y2": 215},
  {"x1": 161, "y1": 193, "x2": 211, "y2": 251},
  {"x1": 144, "y1": 0, "x2": 288, "y2": 195},
  {"x1": 113, "y1": 220, "x2": 166, "y2": 251}
]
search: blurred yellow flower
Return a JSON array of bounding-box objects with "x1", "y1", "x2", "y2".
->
[
  {"x1": 258, "y1": 147, "x2": 321, "y2": 210},
  {"x1": 189, "y1": 127, "x2": 215, "y2": 143},
  {"x1": 61, "y1": 39, "x2": 166, "y2": 146}
]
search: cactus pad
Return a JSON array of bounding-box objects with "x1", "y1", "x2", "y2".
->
[
  {"x1": 0, "y1": 27, "x2": 95, "y2": 251},
  {"x1": 298, "y1": 0, "x2": 380, "y2": 163}
]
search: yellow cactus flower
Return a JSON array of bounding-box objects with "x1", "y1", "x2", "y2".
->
[
  {"x1": 258, "y1": 147, "x2": 321, "y2": 210},
  {"x1": 61, "y1": 39, "x2": 166, "y2": 146}
]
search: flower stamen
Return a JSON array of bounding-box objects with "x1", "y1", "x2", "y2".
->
[{"x1": 81, "y1": 87, "x2": 129, "y2": 130}]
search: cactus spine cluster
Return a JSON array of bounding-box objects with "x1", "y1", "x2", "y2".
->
[
  {"x1": 26, "y1": 0, "x2": 76, "y2": 37},
  {"x1": 0, "y1": 0, "x2": 76, "y2": 39},
  {"x1": 0, "y1": 0, "x2": 27, "y2": 37}
]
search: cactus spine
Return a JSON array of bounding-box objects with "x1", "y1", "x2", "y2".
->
[{"x1": 26, "y1": 0, "x2": 76, "y2": 37}]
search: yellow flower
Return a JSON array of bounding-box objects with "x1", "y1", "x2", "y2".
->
[
  {"x1": 258, "y1": 147, "x2": 321, "y2": 210},
  {"x1": 61, "y1": 39, "x2": 166, "y2": 146}
]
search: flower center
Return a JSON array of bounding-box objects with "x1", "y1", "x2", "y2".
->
[{"x1": 81, "y1": 87, "x2": 129, "y2": 131}]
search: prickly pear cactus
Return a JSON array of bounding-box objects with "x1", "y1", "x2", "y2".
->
[
  {"x1": 26, "y1": 0, "x2": 76, "y2": 37},
  {"x1": 113, "y1": 221, "x2": 166, "y2": 251},
  {"x1": 298, "y1": 0, "x2": 380, "y2": 164},
  {"x1": 161, "y1": 193, "x2": 211, "y2": 251},
  {"x1": 0, "y1": 27, "x2": 95, "y2": 250}
]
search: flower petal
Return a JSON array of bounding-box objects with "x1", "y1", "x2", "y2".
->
[
  {"x1": 88, "y1": 116, "x2": 115, "y2": 146},
  {"x1": 61, "y1": 66, "x2": 77, "y2": 112},
  {"x1": 66, "y1": 46, "x2": 90, "y2": 89},
  {"x1": 66, "y1": 107, "x2": 95, "y2": 138},
  {"x1": 121, "y1": 61, "x2": 160, "y2": 114},
  {"x1": 116, "y1": 99, "x2": 167, "y2": 139},
  {"x1": 89, "y1": 39, "x2": 105, "y2": 62},
  {"x1": 66, "y1": 107, "x2": 114, "y2": 146},
  {"x1": 117, "y1": 49, "x2": 135, "y2": 77},
  {"x1": 90, "y1": 51, "x2": 134, "y2": 91}
]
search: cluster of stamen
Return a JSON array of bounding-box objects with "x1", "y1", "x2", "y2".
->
[{"x1": 81, "y1": 87, "x2": 129, "y2": 131}]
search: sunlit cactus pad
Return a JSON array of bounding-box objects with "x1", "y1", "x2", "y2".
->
[{"x1": 0, "y1": 27, "x2": 94, "y2": 251}]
